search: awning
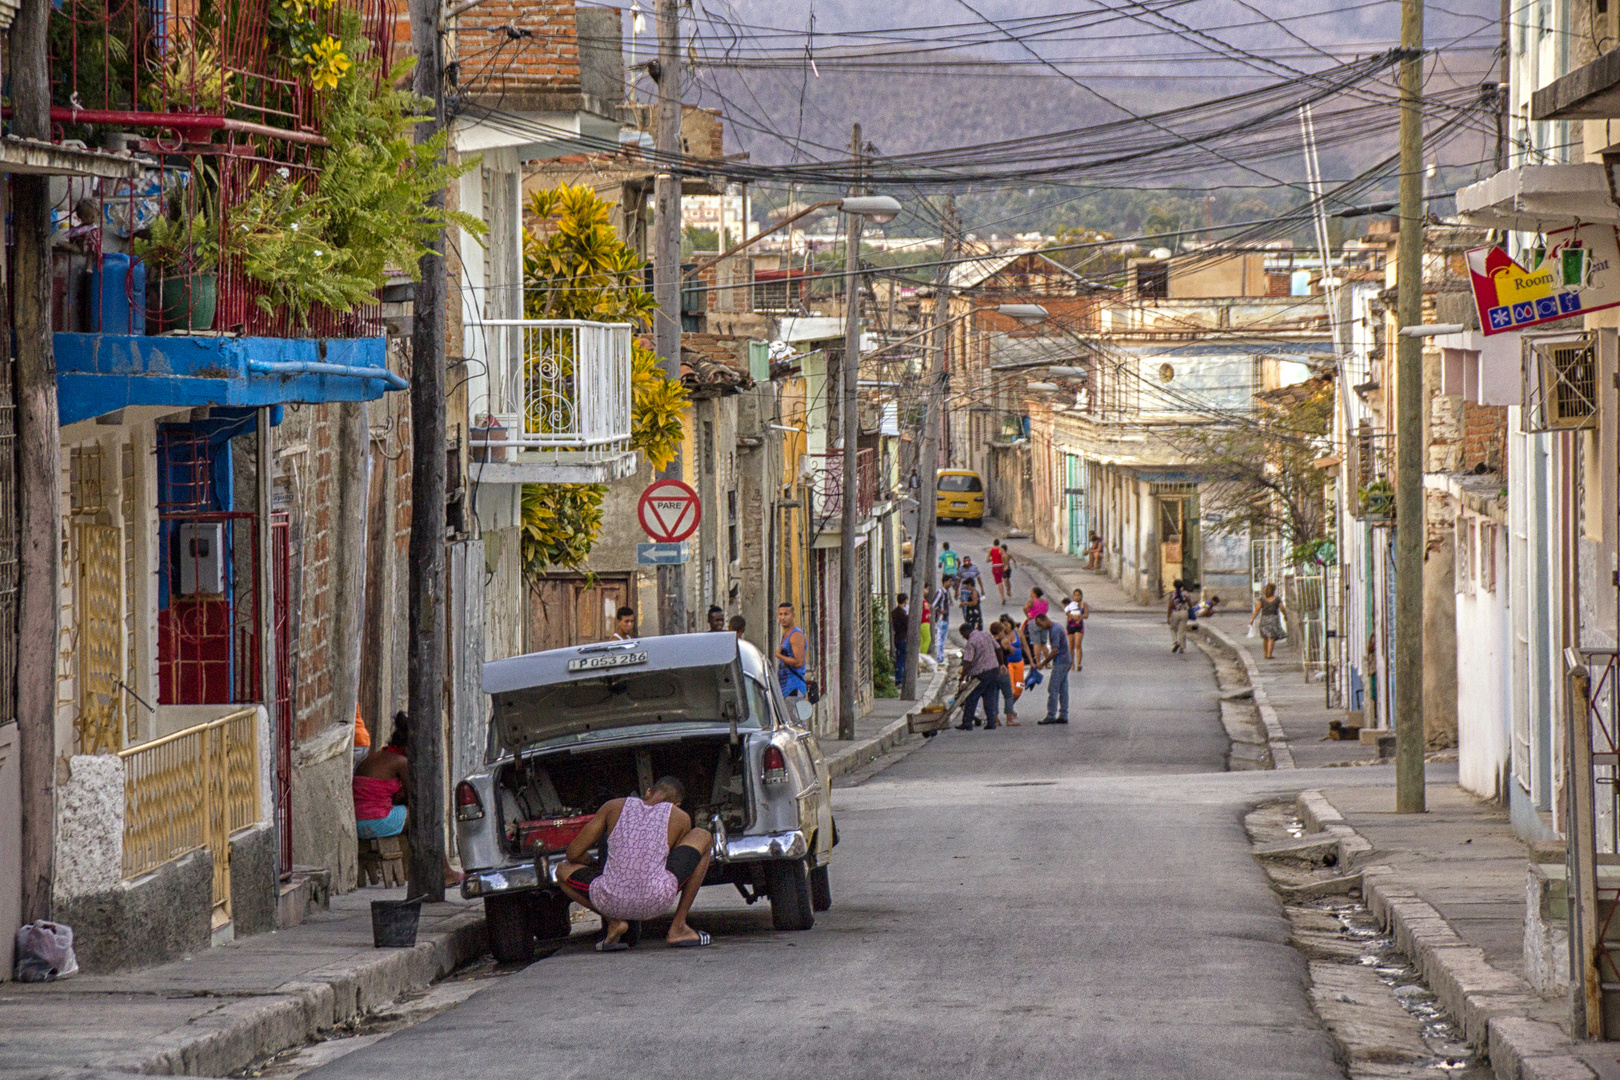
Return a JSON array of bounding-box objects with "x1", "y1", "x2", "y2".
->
[{"x1": 1454, "y1": 164, "x2": 1620, "y2": 231}]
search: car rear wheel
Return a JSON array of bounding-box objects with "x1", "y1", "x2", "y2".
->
[
  {"x1": 765, "y1": 858, "x2": 815, "y2": 931},
  {"x1": 531, "y1": 891, "x2": 573, "y2": 941},
  {"x1": 809, "y1": 858, "x2": 832, "y2": 912},
  {"x1": 485, "y1": 893, "x2": 533, "y2": 963}
]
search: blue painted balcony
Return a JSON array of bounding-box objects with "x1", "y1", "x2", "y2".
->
[{"x1": 57, "y1": 333, "x2": 399, "y2": 426}]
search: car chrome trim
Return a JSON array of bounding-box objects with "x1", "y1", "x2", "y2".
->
[
  {"x1": 717, "y1": 829, "x2": 808, "y2": 863},
  {"x1": 460, "y1": 864, "x2": 539, "y2": 899}
]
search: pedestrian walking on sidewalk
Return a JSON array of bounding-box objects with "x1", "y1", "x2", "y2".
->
[
  {"x1": 1250, "y1": 584, "x2": 1288, "y2": 660},
  {"x1": 890, "y1": 595, "x2": 911, "y2": 690},
  {"x1": 931, "y1": 578, "x2": 953, "y2": 662},
  {"x1": 956, "y1": 622, "x2": 1001, "y2": 730},
  {"x1": 987, "y1": 540, "x2": 1011, "y2": 604},
  {"x1": 1166, "y1": 579, "x2": 1192, "y2": 654},
  {"x1": 1064, "y1": 588, "x2": 1088, "y2": 672},
  {"x1": 1031, "y1": 613, "x2": 1070, "y2": 724},
  {"x1": 920, "y1": 594, "x2": 933, "y2": 658}
]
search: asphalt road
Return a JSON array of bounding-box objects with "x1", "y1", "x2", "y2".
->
[{"x1": 306, "y1": 526, "x2": 1344, "y2": 1080}]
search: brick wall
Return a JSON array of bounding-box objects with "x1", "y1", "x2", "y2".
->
[
  {"x1": 456, "y1": 0, "x2": 582, "y2": 99},
  {"x1": 1460, "y1": 402, "x2": 1507, "y2": 474}
]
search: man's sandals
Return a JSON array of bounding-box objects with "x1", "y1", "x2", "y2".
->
[{"x1": 669, "y1": 930, "x2": 712, "y2": 948}]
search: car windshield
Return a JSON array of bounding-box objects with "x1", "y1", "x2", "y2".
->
[{"x1": 938, "y1": 474, "x2": 982, "y2": 493}]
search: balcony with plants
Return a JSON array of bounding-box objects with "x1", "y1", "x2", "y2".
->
[{"x1": 42, "y1": 0, "x2": 478, "y2": 423}]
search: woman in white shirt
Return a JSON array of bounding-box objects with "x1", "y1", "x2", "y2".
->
[{"x1": 1064, "y1": 589, "x2": 1089, "y2": 672}]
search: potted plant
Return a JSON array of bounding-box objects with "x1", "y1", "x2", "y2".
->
[
  {"x1": 135, "y1": 207, "x2": 219, "y2": 332},
  {"x1": 1359, "y1": 478, "x2": 1395, "y2": 519}
]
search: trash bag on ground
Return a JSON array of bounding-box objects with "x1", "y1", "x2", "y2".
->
[{"x1": 14, "y1": 920, "x2": 78, "y2": 982}]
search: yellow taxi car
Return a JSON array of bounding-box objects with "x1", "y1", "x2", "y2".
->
[{"x1": 935, "y1": 469, "x2": 985, "y2": 526}]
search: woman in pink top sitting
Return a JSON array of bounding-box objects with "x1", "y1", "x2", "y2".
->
[
  {"x1": 557, "y1": 776, "x2": 715, "y2": 950},
  {"x1": 352, "y1": 713, "x2": 461, "y2": 886}
]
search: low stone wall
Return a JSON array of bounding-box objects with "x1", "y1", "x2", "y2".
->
[{"x1": 56, "y1": 848, "x2": 213, "y2": 973}]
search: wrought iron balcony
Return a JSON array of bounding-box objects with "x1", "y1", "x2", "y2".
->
[
  {"x1": 468, "y1": 319, "x2": 638, "y2": 485},
  {"x1": 808, "y1": 448, "x2": 876, "y2": 523}
]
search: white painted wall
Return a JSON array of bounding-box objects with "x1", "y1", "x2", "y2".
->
[{"x1": 1457, "y1": 522, "x2": 1512, "y2": 800}]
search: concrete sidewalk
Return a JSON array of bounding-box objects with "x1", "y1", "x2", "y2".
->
[
  {"x1": 823, "y1": 660, "x2": 951, "y2": 780},
  {"x1": 0, "y1": 887, "x2": 485, "y2": 1079},
  {"x1": 1203, "y1": 596, "x2": 1618, "y2": 1078},
  {"x1": 994, "y1": 525, "x2": 1142, "y2": 614}
]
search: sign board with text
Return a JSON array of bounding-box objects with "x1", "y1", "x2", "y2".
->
[
  {"x1": 1468, "y1": 224, "x2": 1620, "y2": 335},
  {"x1": 637, "y1": 479, "x2": 701, "y2": 543}
]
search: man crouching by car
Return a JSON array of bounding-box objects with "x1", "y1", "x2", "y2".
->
[{"x1": 556, "y1": 776, "x2": 715, "y2": 950}]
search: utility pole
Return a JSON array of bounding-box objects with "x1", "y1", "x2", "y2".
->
[
  {"x1": 406, "y1": 0, "x2": 448, "y2": 900},
  {"x1": 837, "y1": 123, "x2": 862, "y2": 741},
  {"x1": 1394, "y1": 0, "x2": 1426, "y2": 813},
  {"x1": 12, "y1": 0, "x2": 58, "y2": 923},
  {"x1": 652, "y1": 0, "x2": 687, "y2": 633},
  {"x1": 903, "y1": 196, "x2": 956, "y2": 700}
]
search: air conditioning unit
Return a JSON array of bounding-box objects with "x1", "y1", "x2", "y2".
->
[{"x1": 1524, "y1": 330, "x2": 1611, "y2": 432}]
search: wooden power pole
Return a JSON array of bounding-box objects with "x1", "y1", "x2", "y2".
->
[
  {"x1": 903, "y1": 196, "x2": 956, "y2": 700},
  {"x1": 1394, "y1": 0, "x2": 1426, "y2": 813},
  {"x1": 406, "y1": 0, "x2": 449, "y2": 900},
  {"x1": 653, "y1": 0, "x2": 687, "y2": 633},
  {"x1": 837, "y1": 125, "x2": 862, "y2": 741},
  {"x1": 11, "y1": 0, "x2": 59, "y2": 924}
]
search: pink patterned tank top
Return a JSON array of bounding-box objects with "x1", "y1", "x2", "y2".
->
[{"x1": 588, "y1": 797, "x2": 681, "y2": 921}]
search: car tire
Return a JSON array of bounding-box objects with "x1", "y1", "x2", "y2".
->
[
  {"x1": 809, "y1": 859, "x2": 832, "y2": 912},
  {"x1": 485, "y1": 893, "x2": 533, "y2": 963},
  {"x1": 531, "y1": 891, "x2": 573, "y2": 941},
  {"x1": 765, "y1": 858, "x2": 815, "y2": 931}
]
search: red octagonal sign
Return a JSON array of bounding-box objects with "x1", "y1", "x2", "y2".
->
[{"x1": 638, "y1": 479, "x2": 702, "y2": 543}]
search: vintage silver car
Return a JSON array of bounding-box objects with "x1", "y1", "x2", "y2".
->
[{"x1": 454, "y1": 632, "x2": 836, "y2": 962}]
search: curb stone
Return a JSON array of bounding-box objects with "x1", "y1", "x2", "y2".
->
[
  {"x1": 1201, "y1": 623, "x2": 1295, "y2": 768},
  {"x1": 1296, "y1": 790, "x2": 1595, "y2": 1080},
  {"x1": 825, "y1": 662, "x2": 950, "y2": 781},
  {"x1": 26, "y1": 906, "x2": 488, "y2": 1078}
]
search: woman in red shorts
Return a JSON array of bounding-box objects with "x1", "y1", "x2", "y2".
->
[{"x1": 987, "y1": 539, "x2": 1011, "y2": 604}]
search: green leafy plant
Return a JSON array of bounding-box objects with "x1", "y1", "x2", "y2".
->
[
  {"x1": 519, "y1": 184, "x2": 689, "y2": 577},
  {"x1": 135, "y1": 205, "x2": 219, "y2": 275},
  {"x1": 872, "y1": 596, "x2": 898, "y2": 699},
  {"x1": 1359, "y1": 479, "x2": 1395, "y2": 519},
  {"x1": 1292, "y1": 536, "x2": 1336, "y2": 567},
  {"x1": 229, "y1": 12, "x2": 482, "y2": 323},
  {"x1": 142, "y1": 34, "x2": 229, "y2": 112}
]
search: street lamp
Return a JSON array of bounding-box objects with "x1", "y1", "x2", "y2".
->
[
  {"x1": 838, "y1": 192, "x2": 904, "y2": 741},
  {"x1": 997, "y1": 303, "x2": 1048, "y2": 326}
]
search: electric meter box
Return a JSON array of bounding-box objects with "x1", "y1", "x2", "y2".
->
[{"x1": 177, "y1": 522, "x2": 225, "y2": 595}]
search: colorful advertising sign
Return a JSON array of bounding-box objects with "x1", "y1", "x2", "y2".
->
[{"x1": 1467, "y1": 224, "x2": 1620, "y2": 335}]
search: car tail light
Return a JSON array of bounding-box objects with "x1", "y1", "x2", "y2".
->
[
  {"x1": 763, "y1": 745, "x2": 788, "y2": 785},
  {"x1": 455, "y1": 781, "x2": 484, "y2": 822}
]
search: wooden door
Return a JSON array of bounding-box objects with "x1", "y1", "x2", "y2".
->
[{"x1": 526, "y1": 575, "x2": 633, "y2": 652}]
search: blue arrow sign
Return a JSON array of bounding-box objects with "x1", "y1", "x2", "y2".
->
[{"x1": 637, "y1": 542, "x2": 691, "y2": 565}]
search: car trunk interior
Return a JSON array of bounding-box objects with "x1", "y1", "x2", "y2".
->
[{"x1": 497, "y1": 733, "x2": 749, "y2": 857}]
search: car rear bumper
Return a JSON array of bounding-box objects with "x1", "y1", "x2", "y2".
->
[{"x1": 460, "y1": 829, "x2": 811, "y2": 900}]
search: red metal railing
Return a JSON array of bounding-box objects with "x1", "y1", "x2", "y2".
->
[{"x1": 43, "y1": 0, "x2": 394, "y2": 338}]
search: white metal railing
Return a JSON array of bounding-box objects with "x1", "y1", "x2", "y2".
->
[{"x1": 477, "y1": 320, "x2": 634, "y2": 457}]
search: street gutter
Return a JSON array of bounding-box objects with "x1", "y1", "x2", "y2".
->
[{"x1": 824, "y1": 661, "x2": 951, "y2": 782}]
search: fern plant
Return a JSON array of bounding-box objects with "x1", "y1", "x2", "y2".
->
[{"x1": 231, "y1": 12, "x2": 483, "y2": 324}]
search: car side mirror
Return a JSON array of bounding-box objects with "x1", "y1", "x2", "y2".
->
[{"x1": 794, "y1": 699, "x2": 813, "y2": 724}]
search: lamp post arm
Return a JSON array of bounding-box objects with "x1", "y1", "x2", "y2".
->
[{"x1": 682, "y1": 200, "x2": 841, "y2": 281}]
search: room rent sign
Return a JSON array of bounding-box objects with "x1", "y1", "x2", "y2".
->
[{"x1": 1468, "y1": 224, "x2": 1620, "y2": 335}]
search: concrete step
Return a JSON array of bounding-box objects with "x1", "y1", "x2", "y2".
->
[{"x1": 278, "y1": 866, "x2": 332, "y2": 929}]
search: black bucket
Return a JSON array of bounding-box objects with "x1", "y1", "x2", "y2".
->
[{"x1": 371, "y1": 896, "x2": 425, "y2": 948}]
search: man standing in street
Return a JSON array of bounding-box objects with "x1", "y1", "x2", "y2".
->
[
  {"x1": 931, "y1": 576, "x2": 953, "y2": 663},
  {"x1": 956, "y1": 621, "x2": 1001, "y2": 731},
  {"x1": 890, "y1": 594, "x2": 910, "y2": 693},
  {"x1": 706, "y1": 605, "x2": 726, "y2": 632},
  {"x1": 1031, "y1": 612, "x2": 1070, "y2": 725},
  {"x1": 775, "y1": 602, "x2": 809, "y2": 699},
  {"x1": 610, "y1": 606, "x2": 637, "y2": 640},
  {"x1": 939, "y1": 543, "x2": 960, "y2": 594},
  {"x1": 958, "y1": 556, "x2": 982, "y2": 605}
]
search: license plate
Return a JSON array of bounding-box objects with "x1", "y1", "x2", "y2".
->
[
  {"x1": 568, "y1": 651, "x2": 648, "y2": 671},
  {"x1": 952, "y1": 502, "x2": 967, "y2": 508}
]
